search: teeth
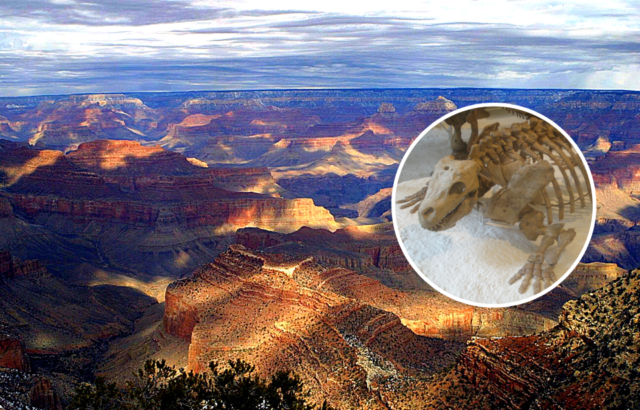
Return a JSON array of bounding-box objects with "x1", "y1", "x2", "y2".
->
[{"x1": 427, "y1": 200, "x2": 463, "y2": 231}]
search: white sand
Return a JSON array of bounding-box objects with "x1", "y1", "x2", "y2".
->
[{"x1": 394, "y1": 109, "x2": 595, "y2": 305}]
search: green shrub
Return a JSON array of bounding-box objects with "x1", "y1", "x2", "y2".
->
[{"x1": 69, "y1": 359, "x2": 335, "y2": 410}]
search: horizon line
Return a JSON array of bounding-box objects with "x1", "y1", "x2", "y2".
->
[{"x1": 1, "y1": 86, "x2": 639, "y2": 100}]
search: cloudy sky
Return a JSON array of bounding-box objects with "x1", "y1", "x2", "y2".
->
[{"x1": 1, "y1": 0, "x2": 639, "y2": 96}]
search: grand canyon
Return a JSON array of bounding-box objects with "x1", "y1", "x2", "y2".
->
[{"x1": 0, "y1": 88, "x2": 639, "y2": 409}]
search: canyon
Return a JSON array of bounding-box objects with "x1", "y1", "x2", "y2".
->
[
  {"x1": 160, "y1": 245, "x2": 632, "y2": 409},
  {"x1": 1, "y1": 88, "x2": 640, "y2": 408},
  {"x1": 0, "y1": 138, "x2": 338, "y2": 280}
]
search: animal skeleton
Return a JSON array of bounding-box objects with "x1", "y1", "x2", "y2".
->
[{"x1": 398, "y1": 110, "x2": 592, "y2": 295}]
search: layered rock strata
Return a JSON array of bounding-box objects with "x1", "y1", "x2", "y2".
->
[
  {"x1": 428, "y1": 269, "x2": 640, "y2": 409},
  {"x1": 163, "y1": 245, "x2": 558, "y2": 408}
]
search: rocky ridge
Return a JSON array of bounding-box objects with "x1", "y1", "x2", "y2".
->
[
  {"x1": 426, "y1": 269, "x2": 640, "y2": 409},
  {"x1": 163, "y1": 245, "x2": 462, "y2": 408},
  {"x1": 162, "y1": 245, "x2": 562, "y2": 408}
]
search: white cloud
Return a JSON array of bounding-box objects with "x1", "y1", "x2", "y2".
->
[{"x1": 0, "y1": 0, "x2": 639, "y2": 95}]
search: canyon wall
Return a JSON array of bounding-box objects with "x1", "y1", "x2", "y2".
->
[{"x1": 428, "y1": 269, "x2": 640, "y2": 410}]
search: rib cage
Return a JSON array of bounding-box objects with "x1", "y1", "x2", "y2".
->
[
  {"x1": 469, "y1": 116, "x2": 592, "y2": 224},
  {"x1": 503, "y1": 107, "x2": 534, "y2": 120}
]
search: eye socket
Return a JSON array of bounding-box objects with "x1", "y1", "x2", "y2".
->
[
  {"x1": 449, "y1": 181, "x2": 466, "y2": 195},
  {"x1": 444, "y1": 166, "x2": 450, "y2": 171}
]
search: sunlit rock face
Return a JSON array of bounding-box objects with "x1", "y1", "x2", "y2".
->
[
  {"x1": 583, "y1": 144, "x2": 640, "y2": 269},
  {"x1": 232, "y1": 226, "x2": 559, "y2": 339},
  {"x1": 66, "y1": 140, "x2": 194, "y2": 173},
  {"x1": 0, "y1": 139, "x2": 337, "y2": 235},
  {"x1": 235, "y1": 226, "x2": 411, "y2": 273},
  {"x1": 0, "y1": 139, "x2": 339, "y2": 281},
  {"x1": 563, "y1": 262, "x2": 626, "y2": 295},
  {"x1": 66, "y1": 139, "x2": 285, "y2": 195},
  {"x1": 590, "y1": 144, "x2": 640, "y2": 197},
  {"x1": 163, "y1": 245, "x2": 461, "y2": 408},
  {"x1": 163, "y1": 245, "x2": 560, "y2": 408},
  {"x1": 422, "y1": 269, "x2": 640, "y2": 410}
]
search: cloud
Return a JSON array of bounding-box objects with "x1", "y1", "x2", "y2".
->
[
  {"x1": 0, "y1": 0, "x2": 639, "y2": 95},
  {"x1": 1, "y1": 0, "x2": 231, "y2": 26}
]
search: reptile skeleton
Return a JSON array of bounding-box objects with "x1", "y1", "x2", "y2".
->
[{"x1": 398, "y1": 108, "x2": 593, "y2": 294}]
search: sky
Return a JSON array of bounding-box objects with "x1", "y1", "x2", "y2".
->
[{"x1": 0, "y1": 0, "x2": 639, "y2": 96}]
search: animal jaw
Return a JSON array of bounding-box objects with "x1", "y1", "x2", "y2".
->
[
  {"x1": 419, "y1": 194, "x2": 477, "y2": 231},
  {"x1": 418, "y1": 156, "x2": 480, "y2": 232}
]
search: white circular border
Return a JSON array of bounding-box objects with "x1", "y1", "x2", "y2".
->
[{"x1": 391, "y1": 103, "x2": 598, "y2": 308}]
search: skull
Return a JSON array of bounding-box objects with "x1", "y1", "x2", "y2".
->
[{"x1": 418, "y1": 156, "x2": 481, "y2": 231}]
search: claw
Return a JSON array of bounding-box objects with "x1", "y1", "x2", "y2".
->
[
  {"x1": 511, "y1": 259, "x2": 549, "y2": 294},
  {"x1": 541, "y1": 265, "x2": 556, "y2": 289},
  {"x1": 519, "y1": 272, "x2": 533, "y2": 294},
  {"x1": 398, "y1": 186, "x2": 428, "y2": 210},
  {"x1": 508, "y1": 263, "x2": 530, "y2": 285}
]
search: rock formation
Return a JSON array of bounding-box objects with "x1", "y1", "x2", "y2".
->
[
  {"x1": 0, "y1": 250, "x2": 47, "y2": 280},
  {"x1": 426, "y1": 269, "x2": 640, "y2": 409},
  {"x1": 1, "y1": 88, "x2": 639, "y2": 408},
  {"x1": 563, "y1": 262, "x2": 626, "y2": 295},
  {"x1": 235, "y1": 225, "x2": 411, "y2": 274},
  {"x1": 0, "y1": 335, "x2": 30, "y2": 372},
  {"x1": 164, "y1": 245, "x2": 464, "y2": 408},
  {"x1": 0, "y1": 140, "x2": 334, "y2": 234},
  {"x1": 0, "y1": 250, "x2": 156, "y2": 352},
  {"x1": 162, "y1": 244, "x2": 563, "y2": 408},
  {"x1": 0, "y1": 368, "x2": 63, "y2": 410}
]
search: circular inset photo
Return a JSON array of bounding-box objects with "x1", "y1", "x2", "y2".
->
[{"x1": 392, "y1": 104, "x2": 596, "y2": 307}]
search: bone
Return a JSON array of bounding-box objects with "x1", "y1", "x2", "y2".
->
[
  {"x1": 538, "y1": 122, "x2": 590, "y2": 204},
  {"x1": 508, "y1": 270, "x2": 524, "y2": 285},
  {"x1": 540, "y1": 188, "x2": 553, "y2": 224},
  {"x1": 542, "y1": 268, "x2": 555, "y2": 289},
  {"x1": 417, "y1": 157, "x2": 481, "y2": 231},
  {"x1": 500, "y1": 135, "x2": 525, "y2": 163},
  {"x1": 484, "y1": 138, "x2": 501, "y2": 164},
  {"x1": 527, "y1": 142, "x2": 566, "y2": 219},
  {"x1": 546, "y1": 138, "x2": 593, "y2": 208},
  {"x1": 541, "y1": 265, "x2": 554, "y2": 288},
  {"x1": 512, "y1": 223, "x2": 565, "y2": 293},
  {"x1": 519, "y1": 210, "x2": 545, "y2": 241},
  {"x1": 509, "y1": 262, "x2": 530, "y2": 285},
  {"x1": 532, "y1": 264, "x2": 543, "y2": 294},
  {"x1": 570, "y1": 150, "x2": 593, "y2": 200},
  {"x1": 528, "y1": 140, "x2": 576, "y2": 214},
  {"x1": 539, "y1": 136, "x2": 585, "y2": 209},
  {"x1": 549, "y1": 176, "x2": 565, "y2": 221},
  {"x1": 487, "y1": 135, "x2": 505, "y2": 156},
  {"x1": 486, "y1": 162, "x2": 508, "y2": 186},
  {"x1": 444, "y1": 112, "x2": 469, "y2": 157},
  {"x1": 465, "y1": 108, "x2": 491, "y2": 149},
  {"x1": 398, "y1": 185, "x2": 428, "y2": 214},
  {"x1": 519, "y1": 272, "x2": 533, "y2": 294},
  {"x1": 544, "y1": 229, "x2": 577, "y2": 266},
  {"x1": 483, "y1": 160, "x2": 555, "y2": 225}
]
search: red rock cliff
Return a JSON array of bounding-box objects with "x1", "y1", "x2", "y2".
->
[{"x1": 0, "y1": 336, "x2": 30, "y2": 372}]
